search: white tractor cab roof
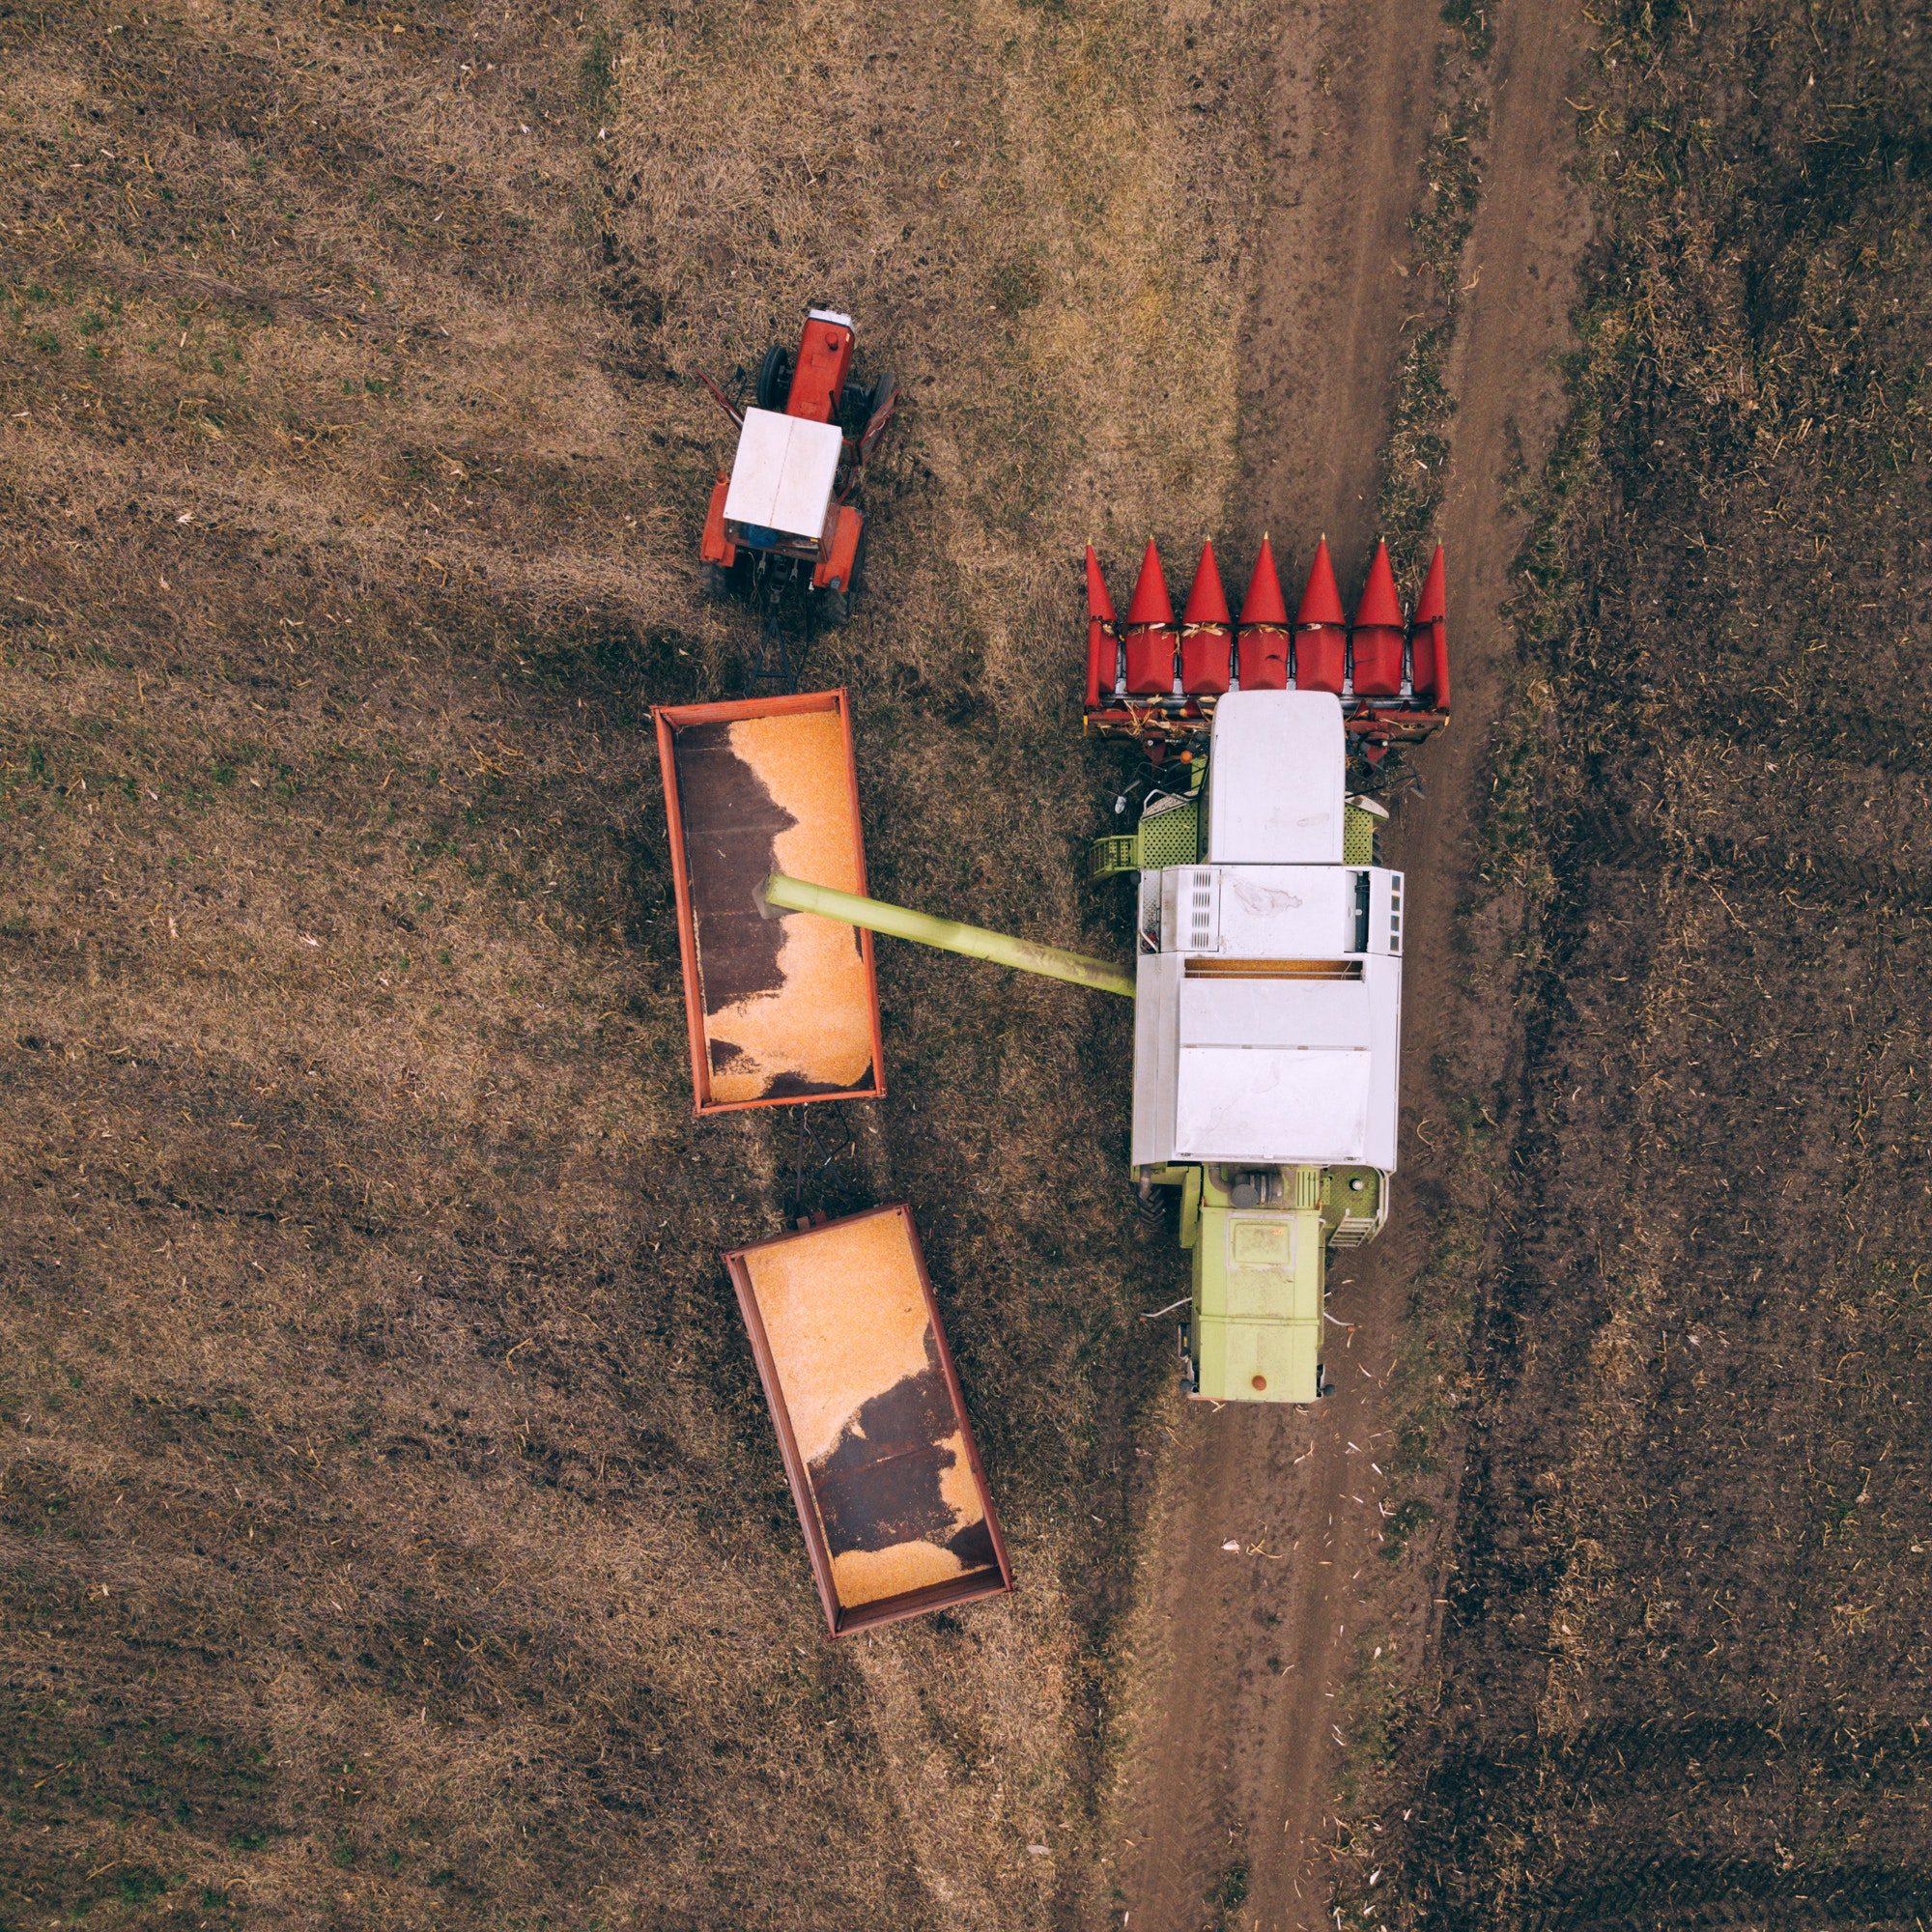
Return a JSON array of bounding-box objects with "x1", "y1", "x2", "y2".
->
[
  {"x1": 724, "y1": 408, "x2": 843, "y2": 547},
  {"x1": 1132, "y1": 691, "x2": 1404, "y2": 1173}
]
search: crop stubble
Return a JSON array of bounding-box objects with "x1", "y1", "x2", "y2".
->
[{"x1": 1350, "y1": 3, "x2": 1932, "y2": 1928}]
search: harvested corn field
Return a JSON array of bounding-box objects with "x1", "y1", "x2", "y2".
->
[
  {"x1": 14, "y1": 0, "x2": 1926, "y2": 1924},
  {"x1": 1335, "y1": 3, "x2": 1932, "y2": 1928}
]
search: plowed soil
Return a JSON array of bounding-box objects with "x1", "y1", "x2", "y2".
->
[
  {"x1": 15, "y1": 2, "x2": 1914, "y2": 1929},
  {"x1": 0, "y1": 2, "x2": 1316, "y2": 1926}
]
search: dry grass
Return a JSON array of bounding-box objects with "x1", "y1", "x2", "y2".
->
[{"x1": 0, "y1": 1, "x2": 1280, "y2": 1923}]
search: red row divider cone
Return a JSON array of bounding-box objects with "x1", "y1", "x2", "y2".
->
[{"x1": 1086, "y1": 538, "x2": 1449, "y2": 709}]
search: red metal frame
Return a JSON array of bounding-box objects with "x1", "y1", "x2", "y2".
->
[
  {"x1": 698, "y1": 472, "x2": 734, "y2": 567},
  {"x1": 1081, "y1": 696, "x2": 1450, "y2": 756},
  {"x1": 812, "y1": 505, "x2": 863, "y2": 590},
  {"x1": 722, "y1": 1203, "x2": 1016, "y2": 1638},
  {"x1": 654, "y1": 689, "x2": 887, "y2": 1115}
]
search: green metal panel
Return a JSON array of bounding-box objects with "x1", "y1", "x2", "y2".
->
[
  {"x1": 1140, "y1": 799, "x2": 1200, "y2": 869},
  {"x1": 1090, "y1": 799, "x2": 1201, "y2": 879},
  {"x1": 1321, "y1": 1164, "x2": 1388, "y2": 1245},
  {"x1": 1344, "y1": 803, "x2": 1378, "y2": 866}
]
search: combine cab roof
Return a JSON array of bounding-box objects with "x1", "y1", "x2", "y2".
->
[{"x1": 1206, "y1": 692, "x2": 1347, "y2": 866}]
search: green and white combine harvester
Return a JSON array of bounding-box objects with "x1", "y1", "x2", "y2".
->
[{"x1": 761, "y1": 673, "x2": 1427, "y2": 1406}]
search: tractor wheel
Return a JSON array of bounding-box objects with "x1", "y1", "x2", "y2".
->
[
  {"x1": 755, "y1": 345, "x2": 790, "y2": 412},
  {"x1": 699, "y1": 560, "x2": 734, "y2": 604},
  {"x1": 820, "y1": 587, "x2": 851, "y2": 630}
]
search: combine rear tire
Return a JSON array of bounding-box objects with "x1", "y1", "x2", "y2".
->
[
  {"x1": 755, "y1": 345, "x2": 790, "y2": 412},
  {"x1": 820, "y1": 587, "x2": 851, "y2": 630},
  {"x1": 866, "y1": 370, "x2": 897, "y2": 423},
  {"x1": 699, "y1": 560, "x2": 734, "y2": 603}
]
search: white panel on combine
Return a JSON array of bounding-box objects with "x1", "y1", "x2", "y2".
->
[
  {"x1": 1175, "y1": 1047, "x2": 1374, "y2": 1164},
  {"x1": 1215, "y1": 867, "x2": 1358, "y2": 957},
  {"x1": 1206, "y1": 692, "x2": 1347, "y2": 865},
  {"x1": 1131, "y1": 954, "x2": 1179, "y2": 1167},
  {"x1": 1179, "y1": 979, "x2": 1372, "y2": 1051},
  {"x1": 724, "y1": 409, "x2": 843, "y2": 540},
  {"x1": 1132, "y1": 690, "x2": 1406, "y2": 1171}
]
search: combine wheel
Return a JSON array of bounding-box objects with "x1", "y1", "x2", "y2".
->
[
  {"x1": 699, "y1": 560, "x2": 735, "y2": 603},
  {"x1": 820, "y1": 587, "x2": 851, "y2": 630},
  {"x1": 866, "y1": 370, "x2": 897, "y2": 422},
  {"x1": 755, "y1": 345, "x2": 791, "y2": 412}
]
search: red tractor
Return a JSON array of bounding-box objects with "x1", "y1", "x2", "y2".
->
[{"x1": 696, "y1": 309, "x2": 897, "y2": 632}]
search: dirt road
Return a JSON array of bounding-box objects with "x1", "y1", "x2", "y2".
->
[{"x1": 1107, "y1": 6, "x2": 1590, "y2": 1926}]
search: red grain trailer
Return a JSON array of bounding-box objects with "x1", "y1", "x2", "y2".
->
[
  {"x1": 655, "y1": 689, "x2": 885, "y2": 1112},
  {"x1": 723, "y1": 1205, "x2": 1015, "y2": 1635}
]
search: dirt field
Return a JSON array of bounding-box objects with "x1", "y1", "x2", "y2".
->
[
  {"x1": 18, "y1": 1, "x2": 1920, "y2": 1927},
  {"x1": 1334, "y1": 3, "x2": 1932, "y2": 1928},
  {"x1": 0, "y1": 2, "x2": 1288, "y2": 1924}
]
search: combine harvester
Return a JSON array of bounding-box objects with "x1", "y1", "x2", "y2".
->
[{"x1": 660, "y1": 532, "x2": 1448, "y2": 1626}]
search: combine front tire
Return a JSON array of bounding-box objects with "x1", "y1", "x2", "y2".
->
[{"x1": 755, "y1": 345, "x2": 791, "y2": 412}]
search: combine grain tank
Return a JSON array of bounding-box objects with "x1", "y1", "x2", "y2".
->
[{"x1": 723, "y1": 1205, "x2": 1014, "y2": 1635}]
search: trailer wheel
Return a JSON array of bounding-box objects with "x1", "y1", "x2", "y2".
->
[
  {"x1": 755, "y1": 345, "x2": 791, "y2": 412},
  {"x1": 699, "y1": 560, "x2": 734, "y2": 603}
]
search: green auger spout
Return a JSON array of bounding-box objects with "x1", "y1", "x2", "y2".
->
[{"x1": 758, "y1": 872, "x2": 1136, "y2": 1000}]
